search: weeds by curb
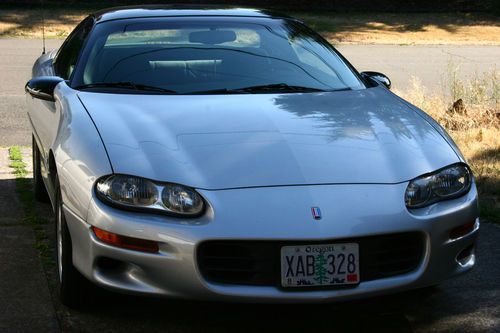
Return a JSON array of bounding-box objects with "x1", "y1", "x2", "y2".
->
[{"x1": 8, "y1": 146, "x2": 54, "y2": 267}]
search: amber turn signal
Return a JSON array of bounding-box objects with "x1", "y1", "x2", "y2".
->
[{"x1": 92, "y1": 226, "x2": 159, "y2": 253}]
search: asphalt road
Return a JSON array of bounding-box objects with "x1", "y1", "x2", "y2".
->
[
  {"x1": 0, "y1": 39, "x2": 499, "y2": 146},
  {"x1": 338, "y1": 44, "x2": 500, "y2": 91}
]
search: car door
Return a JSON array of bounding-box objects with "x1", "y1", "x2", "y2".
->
[{"x1": 29, "y1": 17, "x2": 94, "y2": 163}]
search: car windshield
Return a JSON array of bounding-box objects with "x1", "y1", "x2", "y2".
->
[{"x1": 72, "y1": 17, "x2": 365, "y2": 94}]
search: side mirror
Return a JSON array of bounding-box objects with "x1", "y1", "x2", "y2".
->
[
  {"x1": 361, "y1": 71, "x2": 391, "y2": 90},
  {"x1": 25, "y1": 76, "x2": 65, "y2": 102}
]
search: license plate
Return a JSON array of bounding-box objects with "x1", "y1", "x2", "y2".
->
[{"x1": 281, "y1": 243, "x2": 360, "y2": 287}]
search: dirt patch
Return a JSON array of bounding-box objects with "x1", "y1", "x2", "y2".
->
[
  {"x1": 0, "y1": 9, "x2": 87, "y2": 38},
  {"x1": 294, "y1": 12, "x2": 500, "y2": 45},
  {"x1": 1, "y1": 9, "x2": 499, "y2": 45}
]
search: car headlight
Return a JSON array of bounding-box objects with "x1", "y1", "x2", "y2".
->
[
  {"x1": 405, "y1": 163, "x2": 472, "y2": 209},
  {"x1": 95, "y1": 175, "x2": 205, "y2": 217}
]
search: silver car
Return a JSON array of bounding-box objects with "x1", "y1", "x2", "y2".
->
[{"x1": 26, "y1": 6, "x2": 479, "y2": 307}]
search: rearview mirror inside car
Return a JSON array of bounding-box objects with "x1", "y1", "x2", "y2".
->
[{"x1": 189, "y1": 30, "x2": 237, "y2": 45}]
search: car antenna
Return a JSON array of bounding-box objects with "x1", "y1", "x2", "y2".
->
[{"x1": 41, "y1": 0, "x2": 46, "y2": 54}]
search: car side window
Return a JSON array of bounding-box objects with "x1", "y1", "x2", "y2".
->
[{"x1": 54, "y1": 17, "x2": 93, "y2": 80}]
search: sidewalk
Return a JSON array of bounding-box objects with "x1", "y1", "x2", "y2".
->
[{"x1": 0, "y1": 147, "x2": 59, "y2": 332}]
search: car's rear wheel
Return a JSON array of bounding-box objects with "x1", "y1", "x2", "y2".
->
[
  {"x1": 55, "y1": 178, "x2": 91, "y2": 308},
  {"x1": 32, "y1": 136, "x2": 49, "y2": 202}
]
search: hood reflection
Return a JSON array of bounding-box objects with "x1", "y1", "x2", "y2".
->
[{"x1": 273, "y1": 87, "x2": 430, "y2": 142}]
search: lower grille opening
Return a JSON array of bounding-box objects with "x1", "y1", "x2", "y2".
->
[
  {"x1": 197, "y1": 232, "x2": 425, "y2": 287},
  {"x1": 96, "y1": 257, "x2": 127, "y2": 274},
  {"x1": 456, "y1": 244, "x2": 474, "y2": 265}
]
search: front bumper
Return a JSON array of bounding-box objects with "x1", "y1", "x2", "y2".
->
[{"x1": 65, "y1": 183, "x2": 479, "y2": 302}]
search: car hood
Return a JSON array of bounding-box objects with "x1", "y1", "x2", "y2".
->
[{"x1": 78, "y1": 87, "x2": 459, "y2": 190}]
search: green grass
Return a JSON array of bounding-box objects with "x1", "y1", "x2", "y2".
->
[
  {"x1": 8, "y1": 146, "x2": 27, "y2": 177},
  {"x1": 8, "y1": 146, "x2": 54, "y2": 266},
  {"x1": 8, "y1": 146, "x2": 23, "y2": 160}
]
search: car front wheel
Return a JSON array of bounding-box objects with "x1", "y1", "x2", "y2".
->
[{"x1": 55, "y1": 178, "x2": 91, "y2": 308}]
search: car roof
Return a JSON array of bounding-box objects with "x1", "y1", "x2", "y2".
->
[{"x1": 92, "y1": 5, "x2": 293, "y2": 23}]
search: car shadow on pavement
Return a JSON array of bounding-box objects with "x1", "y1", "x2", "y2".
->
[{"x1": 63, "y1": 286, "x2": 421, "y2": 333}]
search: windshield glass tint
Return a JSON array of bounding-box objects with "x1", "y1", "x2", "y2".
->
[{"x1": 74, "y1": 17, "x2": 365, "y2": 93}]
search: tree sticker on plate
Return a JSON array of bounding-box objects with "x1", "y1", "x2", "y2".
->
[{"x1": 281, "y1": 243, "x2": 360, "y2": 287}]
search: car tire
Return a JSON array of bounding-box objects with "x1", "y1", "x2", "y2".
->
[
  {"x1": 55, "y1": 178, "x2": 92, "y2": 308},
  {"x1": 32, "y1": 136, "x2": 49, "y2": 202}
]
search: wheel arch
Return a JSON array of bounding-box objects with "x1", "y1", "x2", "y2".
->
[
  {"x1": 44, "y1": 149, "x2": 58, "y2": 210},
  {"x1": 50, "y1": 83, "x2": 113, "y2": 221}
]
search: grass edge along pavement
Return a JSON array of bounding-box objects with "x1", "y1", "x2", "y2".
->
[{"x1": 8, "y1": 146, "x2": 54, "y2": 268}]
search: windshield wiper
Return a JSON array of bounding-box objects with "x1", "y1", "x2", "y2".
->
[
  {"x1": 236, "y1": 83, "x2": 328, "y2": 93},
  {"x1": 186, "y1": 83, "x2": 332, "y2": 95},
  {"x1": 74, "y1": 82, "x2": 177, "y2": 94},
  {"x1": 184, "y1": 88, "x2": 252, "y2": 95}
]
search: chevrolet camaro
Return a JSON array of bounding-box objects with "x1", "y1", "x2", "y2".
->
[{"x1": 25, "y1": 6, "x2": 479, "y2": 307}]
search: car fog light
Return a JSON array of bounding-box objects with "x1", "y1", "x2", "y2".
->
[{"x1": 456, "y1": 244, "x2": 474, "y2": 265}]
